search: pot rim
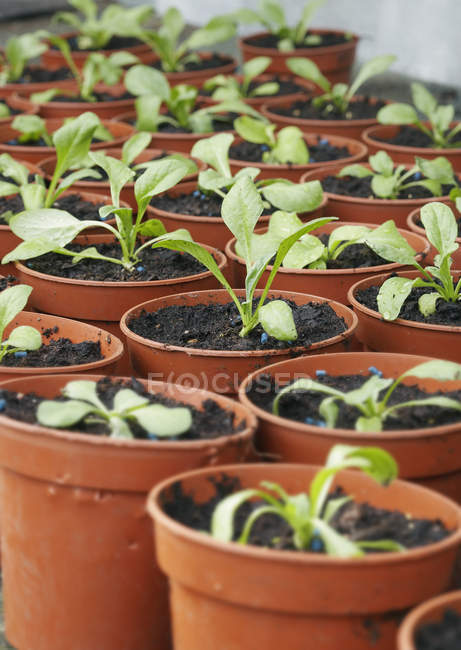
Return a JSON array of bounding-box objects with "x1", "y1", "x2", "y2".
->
[
  {"x1": 362, "y1": 123, "x2": 461, "y2": 156},
  {"x1": 407, "y1": 205, "x2": 461, "y2": 244},
  {"x1": 240, "y1": 29, "x2": 359, "y2": 55},
  {"x1": 397, "y1": 589, "x2": 461, "y2": 649}
]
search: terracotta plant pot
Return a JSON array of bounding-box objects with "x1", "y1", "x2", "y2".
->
[
  {"x1": 148, "y1": 461, "x2": 461, "y2": 650},
  {"x1": 146, "y1": 51, "x2": 238, "y2": 87},
  {"x1": 240, "y1": 29, "x2": 359, "y2": 83},
  {"x1": 0, "y1": 68, "x2": 77, "y2": 99},
  {"x1": 147, "y1": 180, "x2": 327, "y2": 250},
  {"x1": 0, "y1": 94, "x2": 38, "y2": 125},
  {"x1": 301, "y1": 164, "x2": 453, "y2": 228},
  {"x1": 120, "y1": 288, "x2": 358, "y2": 394},
  {"x1": 0, "y1": 118, "x2": 135, "y2": 164},
  {"x1": 406, "y1": 205, "x2": 461, "y2": 267},
  {"x1": 38, "y1": 149, "x2": 204, "y2": 208},
  {"x1": 30, "y1": 83, "x2": 135, "y2": 120},
  {"x1": 0, "y1": 373, "x2": 256, "y2": 650},
  {"x1": 348, "y1": 270, "x2": 461, "y2": 361},
  {"x1": 239, "y1": 351, "x2": 461, "y2": 502},
  {"x1": 397, "y1": 590, "x2": 461, "y2": 650},
  {"x1": 363, "y1": 124, "x2": 461, "y2": 172},
  {"x1": 229, "y1": 133, "x2": 368, "y2": 182},
  {"x1": 261, "y1": 96, "x2": 388, "y2": 140},
  {"x1": 225, "y1": 221, "x2": 429, "y2": 304}
]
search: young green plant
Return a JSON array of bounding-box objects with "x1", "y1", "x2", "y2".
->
[
  {"x1": 211, "y1": 444, "x2": 402, "y2": 557},
  {"x1": 203, "y1": 56, "x2": 279, "y2": 101},
  {"x1": 0, "y1": 31, "x2": 49, "y2": 85},
  {"x1": 37, "y1": 379, "x2": 192, "y2": 440},
  {"x1": 377, "y1": 83, "x2": 461, "y2": 149},
  {"x1": 234, "y1": 115, "x2": 309, "y2": 164},
  {"x1": 0, "y1": 285, "x2": 42, "y2": 362}
]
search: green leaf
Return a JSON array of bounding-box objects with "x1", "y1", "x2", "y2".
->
[
  {"x1": 313, "y1": 519, "x2": 363, "y2": 558},
  {"x1": 121, "y1": 132, "x2": 152, "y2": 167},
  {"x1": 261, "y1": 179, "x2": 323, "y2": 213},
  {"x1": 341, "y1": 375, "x2": 394, "y2": 408},
  {"x1": 52, "y1": 112, "x2": 101, "y2": 179},
  {"x1": 63, "y1": 379, "x2": 105, "y2": 408},
  {"x1": 357, "y1": 540, "x2": 404, "y2": 553},
  {"x1": 12, "y1": 115, "x2": 51, "y2": 145},
  {"x1": 184, "y1": 22, "x2": 236, "y2": 51},
  {"x1": 234, "y1": 115, "x2": 276, "y2": 146},
  {"x1": 221, "y1": 175, "x2": 264, "y2": 264},
  {"x1": 371, "y1": 174, "x2": 398, "y2": 199},
  {"x1": 294, "y1": 0, "x2": 326, "y2": 44},
  {"x1": 286, "y1": 57, "x2": 330, "y2": 93},
  {"x1": 9, "y1": 209, "x2": 91, "y2": 246},
  {"x1": 416, "y1": 156, "x2": 455, "y2": 184},
  {"x1": 369, "y1": 150, "x2": 394, "y2": 176},
  {"x1": 113, "y1": 389, "x2": 149, "y2": 412},
  {"x1": 134, "y1": 95, "x2": 163, "y2": 133},
  {"x1": 377, "y1": 276, "x2": 415, "y2": 320},
  {"x1": 0, "y1": 284, "x2": 33, "y2": 339},
  {"x1": 251, "y1": 82, "x2": 279, "y2": 97},
  {"x1": 211, "y1": 488, "x2": 262, "y2": 542},
  {"x1": 5, "y1": 325, "x2": 42, "y2": 351},
  {"x1": 347, "y1": 54, "x2": 395, "y2": 100},
  {"x1": 132, "y1": 403, "x2": 192, "y2": 437},
  {"x1": 191, "y1": 133, "x2": 234, "y2": 179},
  {"x1": 0, "y1": 154, "x2": 29, "y2": 186},
  {"x1": 268, "y1": 127, "x2": 309, "y2": 165},
  {"x1": 37, "y1": 400, "x2": 97, "y2": 429},
  {"x1": 282, "y1": 234, "x2": 325, "y2": 268},
  {"x1": 377, "y1": 103, "x2": 419, "y2": 125},
  {"x1": 88, "y1": 152, "x2": 135, "y2": 205},
  {"x1": 328, "y1": 225, "x2": 370, "y2": 255},
  {"x1": 420, "y1": 202, "x2": 459, "y2": 259},
  {"x1": 0, "y1": 182, "x2": 20, "y2": 197},
  {"x1": 242, "y1": 56, "x2": 272, "y2": 83},
  {"x1": 337, "y1": 164, "x2": 373, "y2": 179},
  {"x1": 137, "y1": 219, "x2": 167, "y2": 238},
  {"x1": 411, "y1": 82, "x2": 437, "y2": 117},
  {"x1": 30, "y1": 89, "x2": 65, "y2": 104},
  {"x1": 364, "y1": 220, "x2": 417, "y2": 265},
  {"x1": 402, "y1": 359, "x2": 461, "y2": 381},
  {"x1": 134, "y1": 158, "x2": 191, "y2": 218},
  {"x1": 4, "y1": 32, "x2": 48, "y2": 82},
  {"x1": 2, "y1": 237, "x2": 65, "y2": 264},
  {"x1": 418, "y1": 292, "x2": 440, "y2": 316},
  {"x1": 258, "y1": 299, "x2": 297, "y2": 341},
  {"x1": 124, "y1": 65, "x2": 171, "y2": 100},
  {"x1": 326, "y1": 444, "x2": 398, "y2": 485},
  {"x1": 260, "y1": 0, "x2": 286, "y2": 27}
]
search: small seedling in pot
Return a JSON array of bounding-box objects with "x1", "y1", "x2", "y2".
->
[
  {"x1": 338, "y1": 151, "x2": 456, "y2": 199},
  {"x1": 234, "y1": 115, "x2": 309, "y2": 164},
  {"x1": 203, "y1": 57, "x2": 279, "y2": 101},
  {"x1": 0, "y1": 284, "x2": 41, "y2": 362},
  {"x1": 190, "y1": 132, "x2": 323, "y2": 212},
  {"x1": 211, "y1": 444, "x2": 402, "y2": 557},
  {"x1": 53, "y1": 0, "x2": 153, "y2": 51},
  {"x1": 124, "y1": 64, "x2": 266, "y2": 134},
  {"x1": 0, "y1": 31, "x2": 49, "y2": 85},
  {"x1": 286, "y1": 54, "x2": 395, "y2": 115},
  {"x1": 139, "y1": 7, "x2": 235, "y2": 73},
  {"x1": 37, "y1": 379, "x2": 192, "y2": 439},
  {"x1": 377, "y1": 83, "x2": 461, "y2": 149},
  {"x1": 272, "y1": 359, "x2": 461, "y2": 432},
  {"x1": 372, "y1": 202, "x2": 461, "y2": 320}
]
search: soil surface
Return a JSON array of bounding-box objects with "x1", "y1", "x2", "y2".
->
[
  {"x1": 244, "y1": 32, "x2": 351, "y2": 50},
  {"x1": 50, "y1": 91, "x2": 133, "y2": 103},
  {"x1": 200, "y1": 76, "x2": 309, "y2": 99},
  {"x1": 151, "y1": 189, "x2": 278, "y2": 218},
  {"x1": 0, "y1": 193, "x2": 105, "y2": 224},
  {"x1": 152, "y1": 53, "x2": 234, "y2": 73},
  {"x1": 0, "y1": 376, "x2": 244, "y2": 441},
  {"x1": 268, "y1": 96, "x2": 386, "y2": 121},
  {"x1": 127, "y1": 297, "x2": 347, "y2": 351},
  {"x1": 24, "y1": 241, "x2": 208, "y2": 282},
  {"x1": 375, "y1": 125, "x2": 461, "y2": 149},
  {"x1": 10, "y1": 66, "x2": 71, "y2": 84},
  {"x1": 0, "y1": 331, "x2": 103, "y2": 368},
  {"x1": 322, "y1": 172, "x2": 458, "y2": 200},
  {"x1": 229, "y1": 137, "x2": 350, "y2": 164},
  {"x1": 157, "y1": 111, "x2": 237, "y2": 134},
  {"x1": 0, "y1": 276, "x2": 16, "y2": 292},
  {"x1": 52, "y1": 35, "x2": 144, "y2": 52},
  {"x1": 246, "y1": 372, "x2": 461, "y2": 430},
  {"x1": 415, "y1": 608, "x2": 461, "y2": 650},
  {"x1": 162, "y1": 476, "x2": 451, "y2": 552},
  {"x1": 296, "y1": 233, "x2": 392, "y2": 269},
  {"x1": 355, "y1": 280, "x2": 461, "y2": 327}
]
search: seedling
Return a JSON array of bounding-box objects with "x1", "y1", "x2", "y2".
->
[
  {"x1": 203, "y1": 56, "x2": 279, "y2": 101},
  {"x1": 273, "y1": 359, "x2": 461, "y2": 432},
  {"x1": 286, "y1": 54, "x2": 395, "y2": 115},
  {"x1": 234, "y1": 115, "x2": 309, "y2": 164},
  {"x1": 377, "y1": 83, "x2": 461, "y2": 149},
  {"x1": 0, "y1": 103, "x2": 10, "y2": 118},
  {"x1": 53, "y1": 0, "x2": 153, "y2": 50},
  {"x1": 148, "y1": 175, "x2": 334, "y2": 341},
  {"x1": 124, "y1": 64, "x2": 265, "y2": 134},
  {"x1": 0, "y1": 285, "x2": 42, "y2": 362},
  {"x1": 0, "y1": 31, "x2": 49, "y2": 85},
  {"x1": 373, "y1": 202, "x2": 461, "y2": 320},
  {"x1": 211, "y1": 444, "x2": 402, "y2": 557},
  {"x1": 190, "y1": 132, "x2": 323, "y2": 212},
  {"x1": 139, "y1": 7, "x2": 235, "y2": 73},
  {"x1": 37, "y1": 379, "x2": 192, "y2": 439},
  {"x1": 338, "y1": 151, "x2": 456, "y2": 200},
  {"x1": 3, "y1": 155, "x2": 195, "y2": 273}
]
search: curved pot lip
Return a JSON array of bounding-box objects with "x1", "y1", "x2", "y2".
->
[
  {"x1": 119, "y1": 288, "x2": 358, "y2": 359},
  {"x1": 229, "y1": 133, "x2": 368, "y2": 172},
  {"x1": 0, "y1": 373, "x2": 257, "y2": 451},
  {"x1": 407, "y1": 206, "x2": 461, "y2": 244},
  {"x1": 198, "y1": 73, "x2": 315, "y2": 104},
  {"x1": 348, "y1": 269, "x2": 461, "y2": 333},
  {"x1": 238, "y1": 350, "x2": 461, "y2": 441},
  {"x1": 148, "y1": 460, "x2": 461, "y2": 566},
  {"x1": 300, "y1": 163, "x2": 453, "y2": 207},
  {"x1": 397, "y1": 589, "x2": 461, "y2": 649},
  {"x1": 240, "y1": 29, "x2": 359, "y2": 55},
  {"x1": 44, "y1": 30, "x2": 152, "y2": 57},
  {"x1": 225, "y1": 221, "x2": 429, "y2": 277},
  {"x1": 362, "y1": 123, "x2": 461, "y2": 156},
  {"x1": 13, "y1": 241, "x2": 226, "y2": 289}
]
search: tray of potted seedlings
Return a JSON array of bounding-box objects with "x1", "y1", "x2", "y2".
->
[
  {"x1": 147, "y1": 444, "x2": 461, "y2": 650},
  {"x1": 0, "y1": 371, "x2": 257, "y2": 650},
  {"x1": 398, "y1": 590, "x2": 461, "y2": 650}
]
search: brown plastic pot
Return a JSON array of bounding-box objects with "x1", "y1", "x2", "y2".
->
[
  {"x1": 148, "y1": 461, "x2": 461, "y2": 650},
  {"x1": 0, "y1": 67, "x2": 77, "y2": 99},
  {"x1": 0, "y1": 94, "x2": 38, "y2": 124},
  {"x1": 240, "y1": 29, "x2": 359, "y2": 83},
  {"x1": 30, "y1": 83, "x2": 135, "y2": 120},
  {"x1": 120, "y1": 288, "x2": 359, "y2": 394},
  {"x1": 348, "y1": 270, "x2": 461, "y2": 361},
  {"x1": 406, "y1": 205, "x2": 461, "y2": 267},
  {"x1": 261, "y1": 96, "x2": 388, "y2": 139},
  {"x1": 225, "y1": 221, "x2": 430, "y2": 304},
  {"x1": 147, "y1": 180, "x2": 327, "y2": 249},
  {"x1": 229, "y1": 133, "x2": 367, "y2": 182},
  {"x1": 145, "y1": 51, "x2": 238, "y2": 87},
  {"x1": 363, "y1": 124, "x2": 461, "y2": 172},
  {"x1": 301, "y1": 163, "x2": 453, "y2": 227},
  {"x1": 397, "y1": 590, "x2": 461, "y2": 650},
  {"x1": 0, "y1": 373, "x2": 256, "y2": 650},
  {"x1": 239, "y1": 351, "x2": 461, "y2": 501},
  {"x1": 0, "y1": 118, "x2": 135, "y2": 164}
]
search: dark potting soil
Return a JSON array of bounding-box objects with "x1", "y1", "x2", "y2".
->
[
  {"x1": 355, "y1": 280, "x2": 461, "y2": 327},
  {"x1": 6, "y1": 135, "x2": 107, "y2": 147},
  {"x1": 50, "y1": 91, "x2": 133, "y2": 103},
  {"x1": 415, "y1": 609, "x2": 461, "y2": 650},
  {"x1": 162, "y1": 476, "x2": 451, "y2": 552},
  {"x1": 127, "y1": 298, "x2": 347, "y2": 352},
  {"x1": 151, "y1": 189, "x2": 278, "y2": 218},
  {"x1": 229, "y1": 136, "x2": 350, "y2": 165},
  {"x1": 244, "y1": 31, "x2": 351, "y2": 50},
  {"x1": 12, "y1": 65, "x2": 72, "y2": 84},
  {"x1": 321, "y1": 173, "x2": 458, "y2": 200},
  {"x1": 375, "y1": 125, "x2": 461, "y2": 150},
  {"x1": 52, "y1": 35, "x2": 145, "y2": 53},
  {"x1": 152, "y1": 53, "x2": 234, "y2": 73},
  {"x1": 157, "y1": 111, "x2": 237, "y2": 134},
  {"x1": 0, "y1": 193, "x2": 105, "y2": 224},
  {"x1": 199, "y1": 76, "x2": 309, "y2": 99},
  {"x1": 0, "y1": 333, "x2": 103, "y2": 368},
  {"x1": 246, "y1": 372, "x2": 461, "y2": 431},
  {"x1": 268, "y1": 96, "x2": 386, "y2": 121},
  {"x1": 24, "y1": 242, "x2": 207, "y2": 282},
  {"x1": 65, "y1": 153, "x2": 170, "y2": 183},
  {"x1": 309, "y1": 233, "x2": 390, "y2": 269},
  {"x1": 0, "y1": 275, "x2": 17, "y2": 292},
  {"x1": 0, "y1": 376, "x2": 244, "y2": 441}
]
